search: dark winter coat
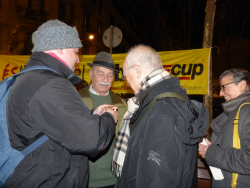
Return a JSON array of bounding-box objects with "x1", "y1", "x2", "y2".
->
[
  {"x1": 117, "y1": 77, "x2": 208, "y2": 188},
  {"x1": 206, "y1": 90, "x2": 250, "y2": 188},
  {"x1": 4, "y1": 52, "x2": 116, "y2": 188}
]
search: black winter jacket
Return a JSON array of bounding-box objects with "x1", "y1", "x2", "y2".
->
[
  {"x1": 117, "y1": 77, "x2": 208, "y2": 188},
  {"x1": 4, "y1": 52, "x2": 116, "y2": 188}
]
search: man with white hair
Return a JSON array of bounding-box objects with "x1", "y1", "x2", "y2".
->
[
  {"x1": 113, "y1": 45, "x2": 208, "y2": 188},
  {"x1": 4, "y1": 20, "x2": 118, "y2": 188},
  {"x1": 79, "y1": 52, "x2": 127, "y2": 188}
]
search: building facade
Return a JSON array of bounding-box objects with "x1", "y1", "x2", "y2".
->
[{"x1": 0, "y1": 0, "x2": 143, "y2": 55}]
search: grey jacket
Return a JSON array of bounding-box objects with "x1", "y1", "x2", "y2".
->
[{"x1": 206, "y1": 90, "x2": 250, "y2": 188}]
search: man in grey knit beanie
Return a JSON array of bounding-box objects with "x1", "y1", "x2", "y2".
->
[
  {"x1": 4, "y1": 19, "x2": 118, "y2": 188},
  {"x1": 32, "y1": 19, "x2": 82, "y2": 52},
  {"x1": 31, "y1": 19, "x2": 83, "y2": 71}
]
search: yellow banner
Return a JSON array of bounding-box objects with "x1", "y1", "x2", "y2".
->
[{"x1": 0, "y1": 48, "x2": 210, "y2": 94}]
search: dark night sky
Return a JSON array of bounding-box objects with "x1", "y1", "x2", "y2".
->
[
  {"x1": 119, "y1": 0, "x2": 250, "y2": 78},
  {"x1": 124, "y1": 0, "x2": 250, "y2": 50}
]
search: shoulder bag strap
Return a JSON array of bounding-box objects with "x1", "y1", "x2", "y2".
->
[
  {"x1": 231, "y1": 102, "x2": 250, "y2": 188},
  {"x1": 17, "y1": 65, "x2": 61, "y2": 156},
  {"x1": 134, "y1": 92, "x2": 186, "y2": 125}
]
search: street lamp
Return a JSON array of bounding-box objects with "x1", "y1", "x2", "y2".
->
[{"x1": 88, "y1": 34, "x2": 96, "y2": 54}]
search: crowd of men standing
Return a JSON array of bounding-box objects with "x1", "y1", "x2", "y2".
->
[{"x1": 2, "y1": 19, "x2": 250, "y2": 188}]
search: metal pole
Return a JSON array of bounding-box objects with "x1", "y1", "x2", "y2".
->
[{"x1": 110, "y1": 25, "x2": 113, "y2": 54}]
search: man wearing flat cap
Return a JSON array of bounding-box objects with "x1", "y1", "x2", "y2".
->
[
  {"x1": 4, "y1": 20, "x2": 118, "y2": 188},
  {"x1": 79, "y1": 52, "x2": 127, "y2": 188}
]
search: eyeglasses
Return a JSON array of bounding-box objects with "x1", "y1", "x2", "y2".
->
[
  {"x1": 220, "y1": 81, "x2": 239, "y2": 91},
  {"x1": 121, "y1": 66, "x2": 134, "y2": 81}
]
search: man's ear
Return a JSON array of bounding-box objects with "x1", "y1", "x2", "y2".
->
[
  {"x1": 133, "y1": 64, "x2": 141, "y2": 79},
  {"x1": 239, "y1": 80, "x2": 247, "y2": 92},
  {"x1": 89, "y1": 69, "x2": 93, "y2": 79},
  {"x1": 56, "y1": 49, "x2": 63, "y2": 55}
]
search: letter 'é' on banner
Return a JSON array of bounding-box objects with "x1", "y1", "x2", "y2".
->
[{"x1": 0, "y1": 48, "x2": 210, "y2": 94}]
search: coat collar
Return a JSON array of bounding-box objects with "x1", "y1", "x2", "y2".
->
[
  {"x1": 25, "y1": 52, "x2": 82, "y2": 85},
  {"x1": 222, "y1": 90, "x2": 250, "y2": 116},
  {"x1": 130, "y1": 77, "x2": 182, "y2": 124},
  {"x1": 137, "y1": 77, "x2": 181, "y2": 109},
  {"x1": 79, "y1": 86, "x2": 125, "y2": 106}
]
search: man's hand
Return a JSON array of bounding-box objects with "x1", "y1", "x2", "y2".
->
[
  {"x1": 93, "y1": 104, "x2": 118, "y2": 123},
  {"x1": 93, "y1": 104, "x2": 110, "y2": 115},
  {"x1": 198, "y1": 139, "x2": 211, "y2": 158},
  {"x1": 105, "y1": 108, "x2": 118, "y2": 123}
]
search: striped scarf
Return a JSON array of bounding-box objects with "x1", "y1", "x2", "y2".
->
[{"x1": 112, "y1": 68, "x2": 171, "y2": 177}]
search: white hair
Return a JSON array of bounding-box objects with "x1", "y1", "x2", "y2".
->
[{"x1": 125, "y1": 44, "x2": 163, "y2": 72}]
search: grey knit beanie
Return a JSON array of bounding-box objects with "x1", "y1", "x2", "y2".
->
[{"x1": 32, "y1": 19, "x2": 82, "y2": 52}]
